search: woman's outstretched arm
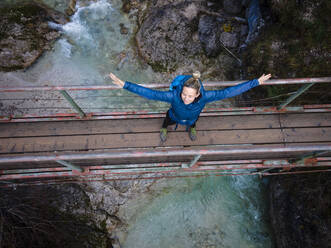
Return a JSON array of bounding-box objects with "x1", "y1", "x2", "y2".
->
[
  {"x1": 109, "y1": 73, "x2": 173, "y2": 103},
  {"x1": 109, "y1": 73, "x2": 125, "y2": 87},
  {"x1": 258, "y1": 74, "x2": 272, "y2": 85},
  {"x1": 204, "y1": 74, "x2": 271, "y2": 103}
]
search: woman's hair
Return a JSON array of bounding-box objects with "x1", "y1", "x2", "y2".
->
[{"x1": 183, "y1": 71, "x2": 201, "y2": 93}]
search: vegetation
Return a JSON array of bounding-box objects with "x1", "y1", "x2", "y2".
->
[{"x1": 240, "y1": 0, "x2": 331, "y2": 107}]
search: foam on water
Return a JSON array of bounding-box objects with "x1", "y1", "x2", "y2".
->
[
  {"x1": 61, "y1": 0, "x2": 113, "y2": 51},
  {"x1": 121, "y1": 176, "x2": 272, "y2": 248},
  {"x1": 58, "y1": 39, "x2": 72, "y2": 58}
]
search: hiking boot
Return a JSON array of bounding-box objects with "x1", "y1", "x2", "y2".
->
[
  {"x1": 189, "y1": 127, "x2": 197, "y2": 141},
  {"x1": 160, "y1": 128, "x2": 167, "y2": 142}
]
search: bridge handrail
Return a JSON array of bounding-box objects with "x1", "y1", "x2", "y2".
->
[
  {"x1": 0, "y1": 77, "x2": 330, "y2": 92},
  {"x1": 1, "y1": 145, "x2": 331, "y2": 164},
  {"x1": 0, "y1": 77, "x2": 330, "y2": 118}
]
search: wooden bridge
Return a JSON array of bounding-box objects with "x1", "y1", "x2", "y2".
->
[{"x1": 0, "y1": 78, "x2": 331, "y2": 186}]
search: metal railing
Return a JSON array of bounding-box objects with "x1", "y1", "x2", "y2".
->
[
  {"x1": 1, "y1": 145, "x2": 331, "y2": 187},
  {"x1": 0, "y1": 77, "x2": 330, "y2": 119},
  {"x1": 1, "y1": 144, "x2": 330, "y2": 164}
]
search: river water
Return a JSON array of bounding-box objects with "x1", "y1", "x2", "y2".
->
[
  {"x1": 1, "y1": 0, "x2": 274, "y2": 247},
  {"x1": 120, "y1": 176, "x2": 272, "y2": 248}
]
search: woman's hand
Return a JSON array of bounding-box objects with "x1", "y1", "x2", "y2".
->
[
  {"x1": 258, "y1": 73, "x2": 272, "y2": 85},
  {"x1": 109, "y1": 72, "x2": 125, "y2": 88}
]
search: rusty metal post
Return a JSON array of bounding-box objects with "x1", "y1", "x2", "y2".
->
[
  {"x1": 278, "y1": 83, "x2": 315, "y2": 110},
  {"x1": 60, "y1": 90, "x2": 86, "y2": 117},
  {"x1": 56, "y1": 160, "x2": 84, "y2": 172},
  {"x1": 182, "y1": 154, "x2": 202, "y2": 168}
]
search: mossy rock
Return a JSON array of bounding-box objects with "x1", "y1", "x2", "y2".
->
[
  {"x1": 240, "y1": 0, "x2": 331, "y2": 106},
  {"x1": 0, "y1": 1, "x2": 67, "y2": 72}
]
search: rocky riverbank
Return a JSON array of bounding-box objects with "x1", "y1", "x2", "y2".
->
[
  {"x1": 0, "y1": 1, "x2": 68, "y2": 71},
  {"x1": 269, "y1": 172, "x2": 331, "y2": 248},
  {"x1": 0, "y1": 0, "x2": 268, "y2": 78},
  {"x1": 0, "y1": 180, "x2": 157, "y2": 248}
]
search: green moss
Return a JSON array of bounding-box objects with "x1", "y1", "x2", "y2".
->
[
  {"x1": 0, "y1": 3, "x2": 45, "y2": 24},
  {"x1": 150, "y1": 60, "x2": 177, "y2": 73},
  {"x1": 241, "y1": 1, "x2": 330, "y2": 105},
  {"x1": 17, "y1": 3, "x2": 46, "y2": 17}
]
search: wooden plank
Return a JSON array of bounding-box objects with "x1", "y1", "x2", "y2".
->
[
  {"x1": 282, "y1": 127, "x2": 331, "y2": 142},
  {"x1": 0, "y1": 129, "x2": 284, "y2": 154},
  {"x1": 0, "y1": 114, "x2": 280, "y2": 138},
  {"x1": 280, "y1": 112, "x2": 331, "y2": 128},
  {"x1": 196, "y1": 114, "x2": 280, "y2": 130},
  {"x1": 0, "y1": 119, "x2": 162, "y2": 138}
]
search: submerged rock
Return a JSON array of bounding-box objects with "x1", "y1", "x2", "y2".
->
[
  {"x1": 66, "y1": 0, "x2": 77, "y2": 16},
  {"x1": 0, "y1": 2, "x2": 68, "y2": 72}
]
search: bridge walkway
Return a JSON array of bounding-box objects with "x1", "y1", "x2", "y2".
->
[{"x1": 1, "y1": 105, "x2": 331, "y2": 186}]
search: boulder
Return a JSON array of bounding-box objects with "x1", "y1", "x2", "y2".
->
[
  {"x1": 0, "y1": 2, "x2": 68, "y2": 72},
  {"x1": 135, "y1": 2, "x2": 202, "y2": 71},
  {"x1": 198, "y1": 15, "x2": 222, "y2": 57},
  {"x1": 220, "y1": 32, "x2": 239, "y2": 48},
  {"x1": 223, "y1": 0, "x2": 243, "y2": 15}
]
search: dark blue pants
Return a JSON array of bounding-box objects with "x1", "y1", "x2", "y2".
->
[{"x1": 162, "y1": 110, "x2": 196, "y2": 128}]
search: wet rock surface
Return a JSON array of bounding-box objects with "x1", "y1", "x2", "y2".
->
[
  {"x1": 269, "y1": 173, "x2": 331, "y2": 248},
  {"x1": 0, "y1": 2, "x2": 68, "y2": 72},
  {"x1": 135, "y1": 1, "x2": 202, "y2": 72}
]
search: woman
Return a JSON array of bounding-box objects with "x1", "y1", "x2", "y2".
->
[{"x1": 109, "y1": 72, "x2": 271, "y2": 142}]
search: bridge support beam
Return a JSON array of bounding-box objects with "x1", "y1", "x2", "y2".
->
[
  {"x1": 278, "y1": 83, "x2": 315, "y2": 109},
  {"x1": 60, "y1": 90, "x2": 86, "y2": 118},
  {"x1": 182, "y1": 154, "x2": 202, "y2": 168},
  {"x1": 56, "y1": 160, "x2": 84, "y2": 172}
]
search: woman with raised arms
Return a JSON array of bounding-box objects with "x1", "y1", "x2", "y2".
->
[{"x1": 109, "y1": 72, "x2": 271, "y2": 142}]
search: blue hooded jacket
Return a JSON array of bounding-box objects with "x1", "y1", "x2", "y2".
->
[{"x1": 123, "y1": 76, "x2": 259, "y2": 126}]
